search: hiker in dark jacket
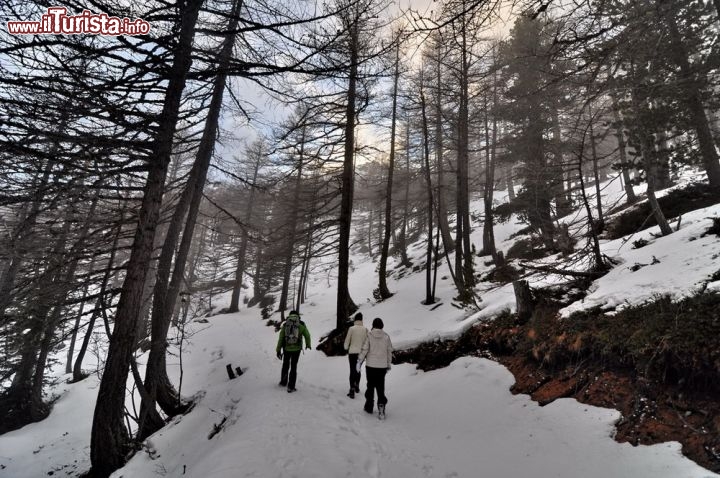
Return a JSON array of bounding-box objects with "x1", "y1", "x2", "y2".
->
[
  {"x1": 276, "y1": 310, "x2": 311, "y2": 393},
  {"x1": 358, "y1": 318, "x2": 393, "y2": 415}
]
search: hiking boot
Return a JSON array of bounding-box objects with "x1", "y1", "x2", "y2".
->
[
  {"x1": 287, "y1": 387, "x2": 297, "y2": 393},
  {"x1": 347, "y1": 389, "x2": 355, "y2": 399},
  {"x1": 378, "y1": 403, "x2": 386, "y2": 419},
  {"x1": 364, "y1": 401, "x2": 374, "y2": 414},
  {"x1": 279, "y1": 381, "x2": 287, "y2": 387}
]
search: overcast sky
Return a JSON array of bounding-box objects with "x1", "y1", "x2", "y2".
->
[{"x1": 212, "y1": 0, "x2": 517, "y2": 178}]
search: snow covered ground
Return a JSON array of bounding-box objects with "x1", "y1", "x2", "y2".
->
[
  {"x1": 471, "y1": 172, "x2": 720, "y2": 320},
  {"x1": 2, "y1": 256, "x2": 719, "y2": 477},
  {"x1": 2, "y1": 296, "x2": 717, "y2": 478},
  {"x1": 1, "y1": 173, "x2": 719, "y2": 478},
  {"x1": 560, "y1": 201, "x2": 720, "y2": 316}
]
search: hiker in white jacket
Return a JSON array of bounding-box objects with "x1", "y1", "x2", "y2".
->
[
  {"x1": 358, "y1": 318, "x2": 393, "y2": 415},
  {"x1": 343, "y1": 313, "x2": 368, "y2": 398}
]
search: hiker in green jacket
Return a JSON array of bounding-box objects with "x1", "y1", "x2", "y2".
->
[{"x1": 276, "y1": 310, "x2": 311, "y2": 393}]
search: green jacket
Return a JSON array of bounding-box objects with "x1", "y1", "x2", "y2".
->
[{"x1": 276, "y1": 314, "x2": 311, "y2": 353}]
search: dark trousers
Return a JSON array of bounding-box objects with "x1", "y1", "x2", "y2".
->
[
  {"x1": 280, "y1": 350, "x2": 301, "y2": 388},
  {"x1": 348, "y1": 353, "x2": 361, "y2": 389},
  {"x1": 364, "y1": 367, "x2": 388, "y2": 410}
]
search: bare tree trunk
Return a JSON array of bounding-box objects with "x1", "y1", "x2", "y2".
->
[
  {"x1": 188, "y1": 222, "x2": 206, "y2": 285},
  {"x1": 229, "y1": 159, "x2": 260, "y2": 312},
  {"x1": 397, "y1": 121, "x2": 411, "y2": 266},
  {"x1": 90, "y1": 1, "x2": 203, "y2": 474},
  {"x1": 666, "y1": 8, "x2": 720, "y2": 189},
  {"x1": 296, "y1": 231, "x2": 312, "y2": 311},
  {"x1": 377, "y1": 39, "x2": 400, "y2": 299},
  {"x1": 376, "y1": 205, "x2": 383, "y2": 254},
  {"x1": 527, "y1": 118, "x2": 555, "y2": 249},
  {"x1": 654, "y1": 130, "x2": 672, "y2": 190},
  {"x1": 577, "y1": 139, "x2": 606, "y2": 270},
  {"x1": 33, "y1": 211, "x2": 77, "y2": 396},
  {"x1": 74, "y1": 209, "x2": 124, "y2": 382},
  {"x1": 420, "y1": 74, "x2": 435, "y2": 305},
  {"x1": 279, "y1": 129, "x2": 305, "y2": 318},
  {"x1": 629, "y1": 77, "x2": 673, "y2": 237},
  {"x1": 141, "y1": 0, "x2": 243, "y2": 439},
  {"x1": 588, "y1": 115, "x2": 604, "y2": 229},
  {"x1": 481, "y1": 82, "x2": 501, "y2": 266},
  {"x1": 336, "y1": 22, "x2": 360, "y2": 329},
  {"x1": 565, "y1": 169, "x2": 573, "y2": 206},
  {"x1": 610, "y1": 95, "x2": 637, "y2": 205},
  {"x1": 135, "y1": 248, "x2": 158, "y2": 346},
  {"x1": 296, "y1": 178, "x2": 318, "y2": 311},
  {"x1": 642, "y1": 140, "x2": 673, "y2": 236},
  {"x1": 434, "y1": 37, "x2": 454, "y2": 252},
  {"x1": 367, "y1": 208, "x2": 373, "y2": 255},
  {"x1": 432, "y1": 226, "x2": 440, "y2": 299},
  {"x1": 65, "y1": 254, "x2": 96, "y2": 374},
  {"x1": 505, "y1": 166, "x2": 515, "y2": 201},
  {"x1": 453, "y1": 12, "x2": 472, "y2": 302},
  {"x1": 552, "y1": 107, "x2": 571, "y2": 218},
  {"x1": 249, "y1": 240, "x2": 263, "y2": 303},
  {"x1": 513, "y1": 280, "x2": 533, "y2": 324}
]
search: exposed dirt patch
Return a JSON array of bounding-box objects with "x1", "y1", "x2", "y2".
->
[
  {"x1": 394, "y1": 291, "x2": 720, "y2": 473},
  {"x1": 500, "y1": 351, "x2": 720, "y2": 472}
]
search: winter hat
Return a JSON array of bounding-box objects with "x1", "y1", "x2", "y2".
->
[
  {"x1": 372, "y1": 318, "x2": 384, "y2": 329},
  {"x1": 289, "y1": 310, "x2": 300, "y2": 317},
  {"x1": 354, "y1": 312, "x2": 363, "y2": 322}
]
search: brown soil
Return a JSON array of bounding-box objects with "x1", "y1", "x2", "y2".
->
[
  {"x1": 394, "y1": 319, "x2": 720, "y2": 474},
  {"x1": 501, "y1": 352, "x2": 720, "y2": 472}
]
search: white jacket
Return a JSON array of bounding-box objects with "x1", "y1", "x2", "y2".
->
[
  {"x1": 343, "y1": 321, "x2": 368, "y2": 354},
  {"x1": 359, "y1": 329, "x2": 393, "y2": 369}
]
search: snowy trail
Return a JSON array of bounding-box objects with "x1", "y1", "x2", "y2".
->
[
  {"x1": 119, "y1": 312, "x2": 429, "y2": 478},
  {"x1": 1, "y1": 299, "x2": 718, "y2": 478},
  {"x1": 2, "y1": 279, "x2": 719, "y2": 477},
  {"x1": 3, "y1": 176, "x2": 720, "y2": 477},
  {"x1": 107, "y1": 308, "x2": 717, "y2": 478}
]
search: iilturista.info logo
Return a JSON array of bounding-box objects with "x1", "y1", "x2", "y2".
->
[{"x1": 6, "y1": 7, "x2": 151, "y2": 36}]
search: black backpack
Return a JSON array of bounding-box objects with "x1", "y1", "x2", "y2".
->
[{"x1": 284, "y1": 318, "x2": 301, "y2": 346}]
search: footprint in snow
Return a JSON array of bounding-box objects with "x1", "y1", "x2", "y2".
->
[{"x1": 208, "y1": 348, "x2": 224, "y2": 363}]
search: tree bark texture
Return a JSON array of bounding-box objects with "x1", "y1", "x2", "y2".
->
[
  {"x1": 513, "y1": 280, "x2": 533, "y2": 324},
  {"x1": 378, "y1": 39, "x2": 400, "y2": 300},
  {"x1": 610, "y1": 96, "x2": 637, "y2": 205},
  {"x1": 279, "y1": 128, "x2": 306, "y2": 318},
  {"x1": 336, "y1": 22, "x2": 359, "y2": 329},
  {"x1": 90, "y1": 1, "x2": 204, "y2": 474},
  {"x1": 420, "y1": 77, "x2": 435, "y2": 305},
  {"x1": 140, "y1": 0, "x2": 243, "y2": 440},
  {"x1": 665, "y1": 7, "x2": 720, "y2": 189}
]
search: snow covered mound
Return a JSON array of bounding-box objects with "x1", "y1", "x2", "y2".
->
[{"x1": 561, "y1": 202, "x2": 720, "y2": 317}]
